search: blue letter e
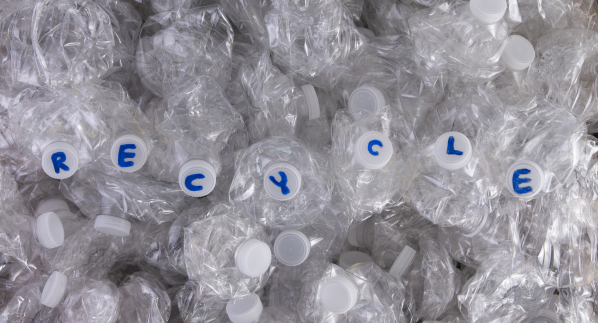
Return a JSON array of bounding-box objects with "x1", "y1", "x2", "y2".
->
[
  {"x1": 118, "y1": 144, "x2": 136, "y2": 168},
  {"x1": 512, "y1": 168, "x2": 532, "y2": 194}
]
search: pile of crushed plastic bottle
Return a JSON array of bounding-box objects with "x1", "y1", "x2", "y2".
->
[{"x1": 0, "y1": 0, "x2": 597, "y2": 322}]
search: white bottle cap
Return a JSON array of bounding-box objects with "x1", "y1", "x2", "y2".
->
[
  {"x1": 348, "y1": 85, "x2": 386, "y2": 118},
  {"x1": 36, "y1": 212, "x2": 64, "y2": 249},
  {"x1": 388, "y1": 246, "x2": 416, "y2": 278},
  {"x1": 347, "y1": 226, "x2": 360, "y2": 247},
  {"x1": 226, "y1": 293, "x2": 263, "y2": 323},
  {"x1": 94, "y1": 214, "x2": 131, "y2": 237},
  {"x1": 35, "y1": 198, "x2": 73, "y2": 219},
  {"x1": 178, "y1": 159, "x2": 217, "y2": 197},
  {"x1": 41, "y1": 271, "x2": 67, "y2": 308},
  {"x1": 235, "y1": 239, "x2": 272, "y2": 277},
  {"x1": 357, "y1": 27, "x2": 375, "y2": 40},
  {"x1": 469, "y1": 0, "x2": 507, "y2": 24},
  {"x1": 319, "y1": 275, "x2": 359, "y2": 314},
  {"x1": 338, "y1": 251, "x2": 373, "y2": 269},
  {"x1": 506, "y1": 160, "x2": 545, "y2": 198},
  {"x1": 274, "y1": 230, "x2": 311, "y2": 266},
  {"x1": 301, "y1": 84, "x2": 321, "y2": 120},
  {"x1": 501, "y1": 35, "x2": 535, "y2": 71},
  {"x1": 434, "y1": 132, "x2": 473, "y2": 170},
  {"x1": 110, "y1": 134, "x2": 149, "y2": 173},
  {"x1": 41, "y1": 141, "x2": 79, "y2": 180},
  {"x1": 354, "y1": 131, "x2": 394, "y2": 170},
  {"x1": 263, "y1": 162, "x2": 302, "y2": 201}
]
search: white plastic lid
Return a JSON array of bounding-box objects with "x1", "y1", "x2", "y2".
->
[
  {"x1": 470, "y1": 0, "x2": 507, "y2": 24},
  {"x1": 94, "y1": 214, "x2": 131, "y2": 237},
  {"x1": 41, "y1": 271, "x2": 67, "y2": 308},
  {"x1": 263, "y1": 163, "x2": 302, "y2": 201},
  {"x1": 347, "y1": 225, "x2": 360, "y2": 247},
  {"x1": 434, "y1": 132, "x2": 473, "y2": 170},
  {"x1": 274, "y1": 230, "x2": 311, "y2": 266},
  {"x1": 348, "y1": 86, "x2": 386, "y2": 118},
  {"x1": 501, "y1": 35, "x2": 535, "y2": 71},
  {"x1": 110, "y1": 134, "x2": 149, "y2": 173},
  {"x1": 319, "y1": 275, "x2": 359, "y2": 314},
  {"x1": 226, "y1": 294, "x2": 263, "y2": 323},
  {"x1": 36, "y1": 198, "x2": 73, "y2": 219},
  {"x1": 354, "y1": 131, "x2": 394, "y2": 170},
  {"x1": 235, "y1": 239, "x2": 272, "y2": 277},
  {"x1": 41, "y1": 141, "x2": 79, "y2": 180},
  {"x1": 357, "y1": 27, "x2": 376, "y2": 40},
  {"x1": 338, "y1": 251, "x2": 373, "y2": 269},
  {"x1": 388, "y1": 246, "x2": 416, "y2": 278},
  {"x1": 36, "y1": 212, "x2": 64, "y2": 249},
  {"x1": 301, "y1": 84, "x2": 321, "y2": 120},
  {"x1": 506, "y1": 160, "x2": 545, "y2": 198},
  {"x1": 178, "y1": 159, "x2": 217, "y2": 197}
]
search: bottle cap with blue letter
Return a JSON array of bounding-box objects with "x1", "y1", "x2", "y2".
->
[
  {"x1": 263, "y1": 162, "x2": 302, "y2": 201},
  {"x1": 178, "y1": 159, "x2": 217, "y2": 197},
  {"x1": 506, "y1": 160, "x2": 545, "y2": 198},
  {"x1": 41, "y1": 141, "x2": 79, "y2": 180},
  {"x1": 110, "y1": 134, "x2": 149, "y2": 172},
  {"x1": 348, "y1": 85, "x2": 386, "y2": 119},
  {"x1": 354, "y1": 131, "x2": 394, "y2": 170},
  {"x1": 434, "y1": 132, "x2": 473, "y2": 170}
]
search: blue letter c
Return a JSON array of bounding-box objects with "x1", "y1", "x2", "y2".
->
[
  {"x1": 185, "y1": 173, "x2": 205, "y2": 191},
  {"x1": 368, "y1": 140, "x2": 383, "y2": 156}
]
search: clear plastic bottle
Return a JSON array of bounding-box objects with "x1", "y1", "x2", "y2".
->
[
  {"x1": 229, "y1": 136, "x2": 332, "y2": 227},
  {"x1": 39, "y1": 271, "x2": 122, "y2": 322},
  {"x1": 409, "y1": 0, "x2": 509, "y2": 80},
  {"x1": 183, "y1": 203, "x2": 272, "y2": 299},
  {"x1": 136, "y1": 5, "x2": 234, "y2": 97},
  {"x1": 331, "y1": 106, "x2": 418, "y2": 215}
]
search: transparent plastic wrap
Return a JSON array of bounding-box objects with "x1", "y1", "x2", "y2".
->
[
  {"x1": 1, "y1": 83, "x2": 154, "y2": 182},
  {"x1": 264, "y1": 0, "x2": 366, "y2": 82},
  {"x1": 408, "y1": 0, "x2": 509, "y2": 80},
  {"x1": 184, "y1": 203, "x2": 272, "y2": 298},
  {"x1": 227, "y1": 39, "x2": 261, "y2": 124},
  {"x1": 32, "y1": 0, "x2": 117, "y2": 85},
  {"x1": 136, "y1": 5, "x2": 234, "y2": 97},
  {"x1": 527, "y1": 29, "x2": 598, "y2": 121},
  {"x1": 139, "y1": 199, "x2": 212, "y2": 277},
  {"x1": 457, "y1": 255, "x2": 556, "y2": 323},
  {"x1": 296, "y1": 262, "x2": 406, "y2": 323},
  {"x1": 367, "y1": 207, "x2": 458, "y2": 322},
  {"x1": 330, "y1": 107, "x2": 418, "y2": 215},
  {"x1": 145, "y1": 75, "x2": 247, "y2": 197},
  {"x1": 229, "y1": 136, "x2": 332, "y2": 227},
  {"x1": 488, "y1": 100, "x2": 584, "y2": 198},
  {"x1": 405, "y1": 87, "x2": 504, "y2": 234},
  {"x1": 117, "y1": 272, "x2": 171, "y2": 323},
  {"x1": 148, "y1": 0, "x2": 217, "y2": 15}
]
